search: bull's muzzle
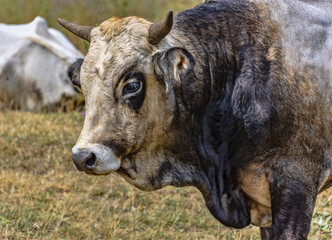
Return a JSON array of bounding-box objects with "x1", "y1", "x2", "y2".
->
[{"x1": 72, "y1": 144, "x2": 121, "y2": 175}]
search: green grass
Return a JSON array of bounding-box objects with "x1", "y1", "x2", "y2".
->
[{"x1": 0, "y1": 111, "x2": 331, "y2": 239}]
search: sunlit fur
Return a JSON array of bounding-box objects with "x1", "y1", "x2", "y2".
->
[
  {"x1": 76, "y1": 16, "x2": 187, "y2": 190},
  {"x1": 70, "y1": 0, "x2": 332, "y2": 238}
]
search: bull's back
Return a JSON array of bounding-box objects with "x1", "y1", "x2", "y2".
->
[
  {"x1": 254, "y1": 0, "x2": 332, "y2": 192},
  {"x1": 260, "y1": 0, "x2": 332, "y2": 82},
  {"x1": 283, "y1": 0, "x2": 332, "y2": 193}
]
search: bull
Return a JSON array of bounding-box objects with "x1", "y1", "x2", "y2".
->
[{"x1": 58, "y1": 0, "x2": 332, "y2": 239}]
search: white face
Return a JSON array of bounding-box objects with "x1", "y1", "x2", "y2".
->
[{"x1": 71, "y1": 16, "x2": 179, "y2": 190}]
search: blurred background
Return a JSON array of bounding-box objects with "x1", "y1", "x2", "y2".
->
[
  {"x1": 0, "y1": 0, "x2": 331, "y2": 239},
  {"x1": 0, "y1": 0, "x2": 202, "y2": 53},
  {"x1": 0, "y1": 0, "x2": 203, "y2": 112}
]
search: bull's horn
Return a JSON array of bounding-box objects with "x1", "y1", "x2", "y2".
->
[
  {"x1": 148, "y1": 11, "x2": 173, "y2": 45},
  {"x1": 57, "y1": 18, "x2": 94, "y2": 42}
]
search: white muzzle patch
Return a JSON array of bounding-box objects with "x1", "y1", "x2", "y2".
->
[{"x1": 72, "y1": 143, "x2": 121, "y2": 174}]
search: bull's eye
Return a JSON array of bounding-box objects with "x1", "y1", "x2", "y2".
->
[
  {"x1": 123, "y1": 80, "x2": 142, "y2": 96},
  {"x1": 120, "y1": 72, "x2": 145, "y2": 110}
]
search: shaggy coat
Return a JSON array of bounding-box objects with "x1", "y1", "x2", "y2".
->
[{"x1": 66, "y1": 0, "x2": 332, "y2": 239}]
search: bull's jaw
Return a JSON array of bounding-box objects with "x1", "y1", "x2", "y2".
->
[
  {"x1": 115, "y1": 154, "x2": 166, "y2": 191},
  {"x1": 72, "y1": 144, "x2": 121, "y2": 175},
  {"x1": 118, "y1": 159, "x2": 138, "y2": 180},
  {"x1": 117, "y1": 149, "x2": 205, "y2": 192}
]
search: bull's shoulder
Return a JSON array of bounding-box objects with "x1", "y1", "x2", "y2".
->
[{"x1": 256, "y1": 0, "x2": 332, "y2": 80}]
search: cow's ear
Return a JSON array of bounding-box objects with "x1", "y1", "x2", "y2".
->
[
  {"x1": 153, "y1": 47, "x2": 195, "y2": 88},
  {"x1": 67, "y1": 58, "x2": 84, "y2": 88}
]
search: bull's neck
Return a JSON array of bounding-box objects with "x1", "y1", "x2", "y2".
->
[
  {"x1": 165, "y1": 2, "x2": 280, "y2": 228},
  {"x1": 168, "y1": 4, "x2": 266, "y2": 106}
]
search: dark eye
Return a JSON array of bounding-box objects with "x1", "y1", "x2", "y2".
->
[{"x1": 123, "y1": 81, "x2": 141, "y2": 95}]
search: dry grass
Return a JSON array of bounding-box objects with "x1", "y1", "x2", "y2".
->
[{"x1": 0, "y1": 111, "x2": 331, "y2": 239}]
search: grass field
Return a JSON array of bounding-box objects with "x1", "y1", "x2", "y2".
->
[{"x1": 0, "y1": 111, "x2": 331, "y2": 239}]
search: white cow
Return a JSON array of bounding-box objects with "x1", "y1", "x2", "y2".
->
[{"x1": 0, "y1": 16, "x2": 83, "y2": 111}]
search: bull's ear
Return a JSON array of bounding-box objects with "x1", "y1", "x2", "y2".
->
[
  {"x1": 153, "y1": 47, "x2": 195, "y2": 88},
  {"x1": 67, "y1": 58, "x2": 84, "y2": 88}
]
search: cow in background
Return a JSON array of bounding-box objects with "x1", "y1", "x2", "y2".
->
[
  {"x1": 58, "y1": 0, "x2": 332, "y2": 239},
  {"x1": 0, "y1": 17, "x2": 83, "y2": 111}
]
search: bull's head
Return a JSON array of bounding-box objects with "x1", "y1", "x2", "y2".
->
[
  {"x1": 58, "y1": 13, "x2": 199, "y2": 191},
  {"x1": 58, "y1": 10, "x2": 254, "y2": 228}
]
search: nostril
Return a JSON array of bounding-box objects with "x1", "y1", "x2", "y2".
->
[
  {"x1": 72, "y1": 149, "x2": 97, "y2": 172},
  {"x1": 86, "y1": 153, "x2": 96, "y2": 168}
]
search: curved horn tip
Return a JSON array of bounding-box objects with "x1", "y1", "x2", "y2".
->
[
  {"x1": 57, "y1": 18, "x2": 70, "y2": 28},
  {"x1": 57, "y1": 18, "x2": 64, "y2": 24},
  {"x1": 57, "y1": 18, "x2": 93, "y2": 42},
  {"x1": 166, "y1": 11, "x2": 173, "y2": 19},
  {"x1": 148, "y1": 10, "x2": 174, "y2": 45}
]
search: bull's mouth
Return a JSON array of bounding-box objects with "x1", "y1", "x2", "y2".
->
[
  {"x1": 72, "y1": 143, "x2": 140, "y2": 179},
  {"x1": 117, "y1": 165, "x2": 137, "y2": 180},
  {"x1": 87, "y1": 172, "x2": 109, "y2": 176}
]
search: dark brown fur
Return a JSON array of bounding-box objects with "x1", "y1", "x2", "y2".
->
[{"x1": 66, "y1": 0, "x2": 332, "y2": 239}]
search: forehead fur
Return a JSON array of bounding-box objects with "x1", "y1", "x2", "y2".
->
[
  {"x1": 85, "y1": 16, "x2": 155, "y2": 80},
  {"x1": 99, "y1": 16, "x2": 151, "y2": 39}
]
